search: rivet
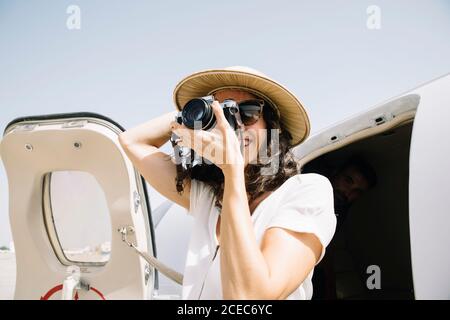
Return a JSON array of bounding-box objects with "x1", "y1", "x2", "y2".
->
[
  {"x1": 25, "y1": 144, "x2": 33, "y2": 151},
  {"x1": 74, "y1": 142, "x2": 82, "y2": 149}
]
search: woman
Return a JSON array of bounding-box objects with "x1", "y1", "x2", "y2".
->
[{"x1": 119, "y1": 66, "x2": 336, "y2": 300}]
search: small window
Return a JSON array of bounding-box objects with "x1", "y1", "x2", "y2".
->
[{"x1": 43, "y1": 171, "x2": 112, "y2": 266}]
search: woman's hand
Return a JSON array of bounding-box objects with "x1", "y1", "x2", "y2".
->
[{"x1": 170, "y1": 101, "x2": 245, "y2": 176}]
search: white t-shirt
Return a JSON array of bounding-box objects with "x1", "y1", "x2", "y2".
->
[{"x1": 182, "y1": 173, "x2": 337, "y2": 300}]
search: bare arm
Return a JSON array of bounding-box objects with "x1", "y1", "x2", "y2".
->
[
  {"x1": 220, "y1": 167, "x2": 322, "y2": 299},
  {"x1": 118, "y1": 111, "x2": 191, "y2": 210}
]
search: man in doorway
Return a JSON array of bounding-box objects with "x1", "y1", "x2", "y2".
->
[{"x1": 329, "y1": 156, "x2": 377, "y2": 231}]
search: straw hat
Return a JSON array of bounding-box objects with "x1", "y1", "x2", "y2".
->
[{"x1": 173, "y1": 66, "x2": 310, "y2": 147}]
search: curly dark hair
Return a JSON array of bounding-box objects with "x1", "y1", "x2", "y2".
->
[{"x1": 173, "y1": 97, "x2": 301, "y2": 211}]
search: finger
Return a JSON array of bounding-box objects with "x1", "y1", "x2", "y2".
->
[
  {"x1": 169, "y1": 120, "x2": 179, "y2": 130},
  {"x1": 190, "y1": 129, "x2": 213, "y2": 154},
  {"x1": 172, "y1": 126, "x2": 194, "y2": 148},
  {"x1": 170, "y1": 121, "x2": 184, "y2": 143},
  {"x1": 170, "y1": 120, "x2": 188, "y2": 131},
  {"x1": 210, "y1": 101, "x2": 228, "y2": 127},
  {"x1": 172, "y1": 123, "x2": 221, "y2": 164},
  {"x1": 191, "y1": 130, "x2": 223, "y2": 165}
]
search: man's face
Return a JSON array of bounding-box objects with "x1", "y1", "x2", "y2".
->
[{"x1": 331, "y1": 165, "x2": 370, "y2": 205}]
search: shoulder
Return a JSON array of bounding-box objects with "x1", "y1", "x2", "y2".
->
[
  {"x1": 272, "y1": 174, "x2": 337, "y2": 254},
  {"x1": 272, "y1": 173, "x2": 336, "y2": 227},
  {"x1": 282, "y1": 173, "x2": 334, "y2": 202},
  {"x1": 294, "y1": 172, "x2": 333, "y2": 187},
  {"x1": 265, "y1": 173, "x2": 337, "y2": 261}
]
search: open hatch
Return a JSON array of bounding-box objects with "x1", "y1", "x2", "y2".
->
[{"x1": 0, "y1": 112, "x2": 157, "y2": 299}]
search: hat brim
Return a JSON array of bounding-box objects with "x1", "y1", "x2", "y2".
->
[{"x1": 173, "y1": 69, "x2": 310, "y2": 147}]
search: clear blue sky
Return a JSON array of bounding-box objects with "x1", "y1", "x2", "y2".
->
[{"x1": 1, "y1": 0, "x2": 450, "y2": 246}]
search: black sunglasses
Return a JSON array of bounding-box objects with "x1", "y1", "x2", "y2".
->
[{"x1": 237, "y1": 99, "x2": 265, "y2": 126}]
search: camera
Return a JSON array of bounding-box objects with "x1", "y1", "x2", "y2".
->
[
  {"x1": 170, "y1": 95, "x2": 244, "y2": 192},
  {"x1": 175, "y1": 95, "x2": 241, "y2": 131}
]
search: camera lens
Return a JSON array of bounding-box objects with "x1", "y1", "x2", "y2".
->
[{"x1": 182, "y1": 98, "x2": 214, "y2": 130}]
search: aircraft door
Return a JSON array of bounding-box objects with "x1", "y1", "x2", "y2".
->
[{"x1": 0, "y1": 112, "x2": 156, "y2": 300}]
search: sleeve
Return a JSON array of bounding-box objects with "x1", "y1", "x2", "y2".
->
[{"x1": 266, "y1": 174, "x2": 337, "y2": 264}]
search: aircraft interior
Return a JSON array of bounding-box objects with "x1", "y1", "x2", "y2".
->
[{"x1": 303, "y1": 120, "x2": 415, "y2": 299}]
